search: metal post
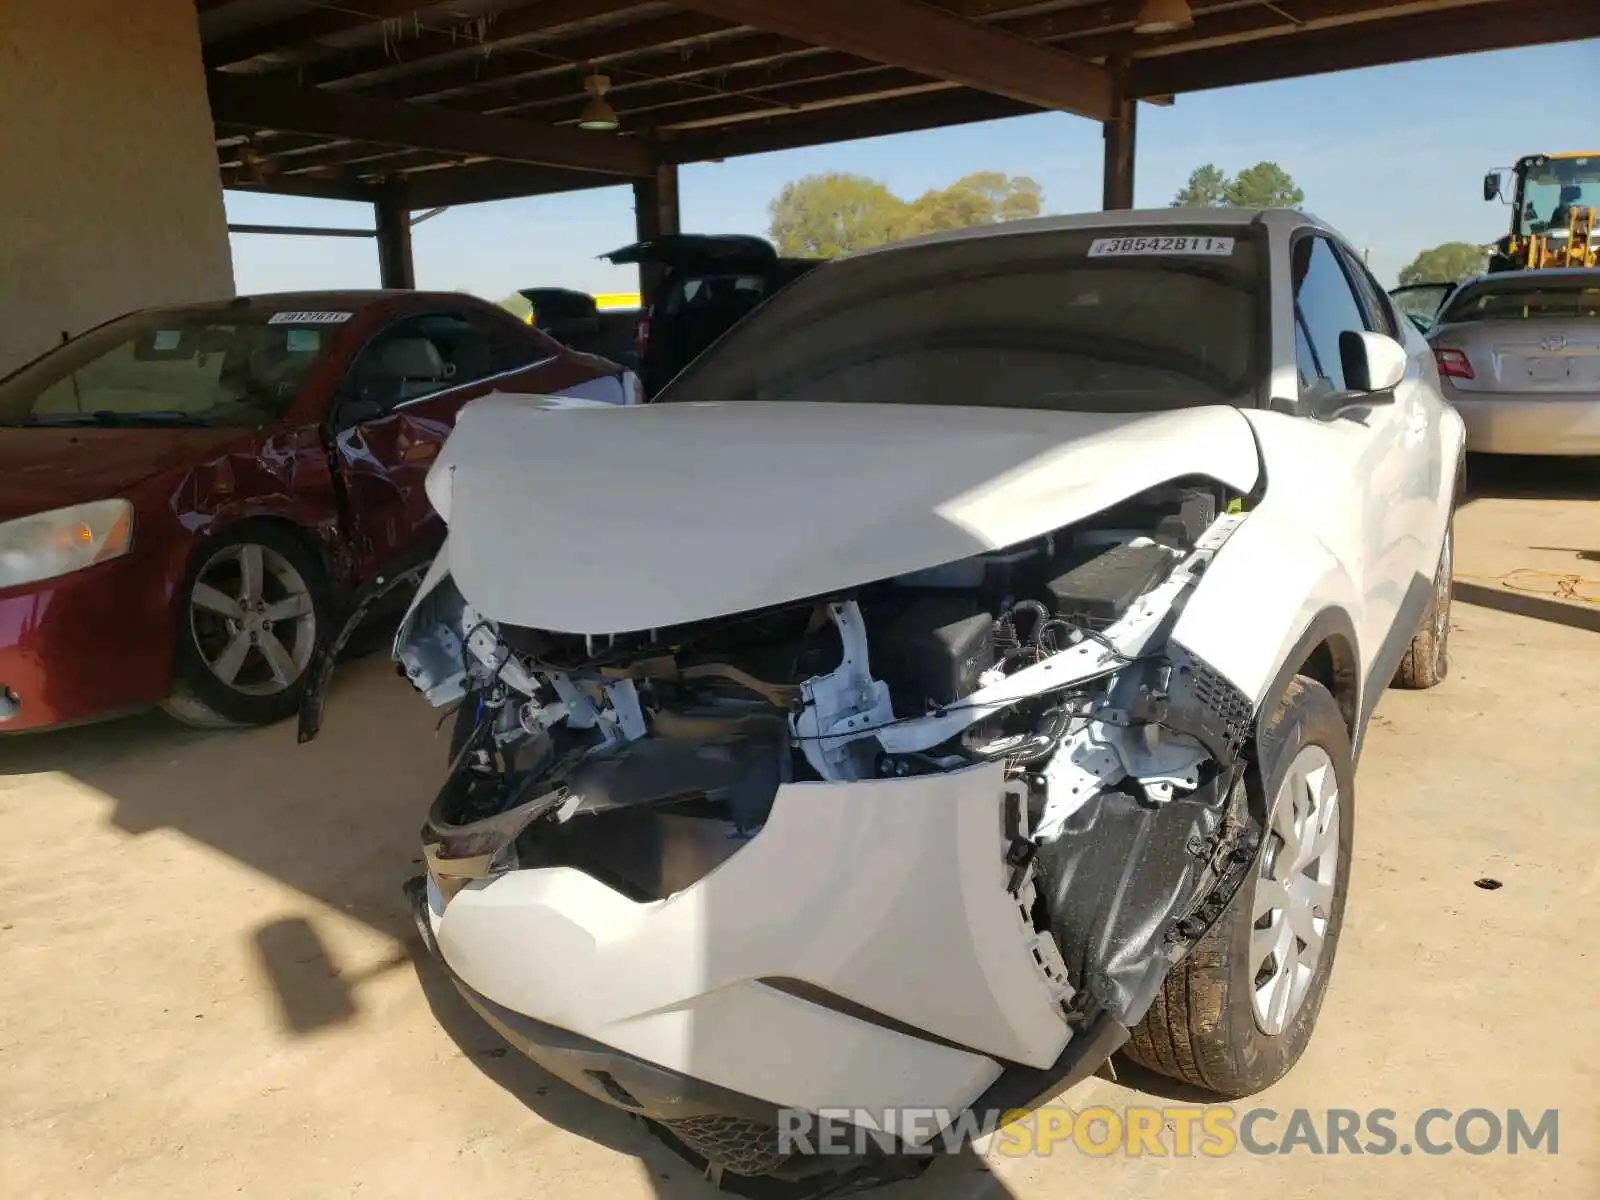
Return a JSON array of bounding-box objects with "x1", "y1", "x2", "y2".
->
[
  {"x1": 631, "y1": 159, "x2": 680, "y2": 298},
  {"x1": 1102, "y1": 79, "x2": 1136, "y2": 211},
  {"x1": 374, "y1": 184, "x2": 415, "y2": 289}
]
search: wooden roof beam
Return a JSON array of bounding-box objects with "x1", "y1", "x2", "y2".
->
[
  {"x1": 1067, "y1": 0, "x2": 1495, "y2": 62},
  {"x1": 353, "y1": 11, "x2": 742, "y2": 101},
  {"x1": 398, "y1": 161, "x2": 626, "y2": 207},
  {"x1": 1129, "y1": 0, "x2": 1600, "y2": 94},
  {"x1": 205, "y1": 0, "x2": 446, "y2": 69},
  {"x1": 481, "y1": 39, "x2": 830, "y2": 117},
  {"x1": 665, "y1": 88, "x2": 1039, "y2": 161},
  {"x1": 501, "y1": 52, "x2": 883, "y2": 124},
  {"x1": 669, "y1": 0, "x2": 1113, "y2": 118},
  {"x1": 290, "y1": 0, "x2": 663, "y2": 87},
  {"x1": 206, "y1": 70, "x2": 651, "y2": 175}
]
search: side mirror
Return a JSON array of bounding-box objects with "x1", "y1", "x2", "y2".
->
[
  {"x1": 1313, "y1": 331, "x2": 1406, "y2": 420},
  {"x1": 1483, "y1": 171, "x2": 1501, "y2": 202},
  {"x1": 1342, "y1": 330, "x2": 1407, "y2": 392}
]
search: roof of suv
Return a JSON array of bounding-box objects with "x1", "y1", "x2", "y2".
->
[{"x1": 850, "y1": 206, "x2": 1327, "y2": 258}]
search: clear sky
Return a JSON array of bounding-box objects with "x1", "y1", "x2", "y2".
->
[{"x1": 224, "y1": 40, "x2": 1599, "y2": 299}]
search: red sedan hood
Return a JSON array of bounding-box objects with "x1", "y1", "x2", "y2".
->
[{"x1": 0, "y1": 427, "x2": 256, "y2": 522}]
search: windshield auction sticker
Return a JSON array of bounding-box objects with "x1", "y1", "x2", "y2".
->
[
  {"x1": 1088, "y1": 235, "x2": 1235, "y2": 257},
  {"x1": 268, "y1": 311, "x2": 355, "y2": 324}
]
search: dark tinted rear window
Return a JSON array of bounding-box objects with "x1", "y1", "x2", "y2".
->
[
  {"x1": 1440, "y1": 276, "x2": 1600, "y2": 323},
  {"x1": 655, "y1": 225, "x2": 1265, "y2": 413}
]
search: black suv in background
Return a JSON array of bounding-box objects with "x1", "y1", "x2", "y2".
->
[{"x1": 523, "y1": 234, "x2": 820, "y2": 398}]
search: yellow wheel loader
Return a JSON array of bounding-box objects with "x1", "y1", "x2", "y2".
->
[{"x1": 1484, "y1": 152, "x2": 1600, "y2": 272}]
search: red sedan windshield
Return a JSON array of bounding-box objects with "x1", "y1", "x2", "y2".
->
[{"x1": 0, "y1": 309, "x2": 343, "y2": 427}]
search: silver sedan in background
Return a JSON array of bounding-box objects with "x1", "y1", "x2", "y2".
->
[{"x1": 1426, "y1": 268, "x2": 1600, "y2": 455}]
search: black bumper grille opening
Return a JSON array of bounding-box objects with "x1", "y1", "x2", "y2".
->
[{"x1": 658, "y1": 1114, "x2": 790, "y2": 1177}]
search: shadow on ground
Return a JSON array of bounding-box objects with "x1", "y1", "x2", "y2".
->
[
  {"x1": 2, "y1": 660, "x2": 1017, "y2": 1199},
  {"x1": 1452, "y1": 580, "x2": 1600, "y2": 633},
  {"x1": 1460, "y1": 453, "x2": 1600, "y2": 504},
  {"x1": 0, "y1": 667, "x2": 430, "y2": 946}
]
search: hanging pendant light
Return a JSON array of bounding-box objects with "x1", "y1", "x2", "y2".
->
[
  {"x1": 578, "y1": 73, "x2": 620, "y2": 132},
  {"x1": 1134, "y1": 0, "x2": 1194, "y2": 35}
]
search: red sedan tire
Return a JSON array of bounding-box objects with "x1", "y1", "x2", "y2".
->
[{"x1": 162, "y1": 524, "x2": 331, "y2": 729}]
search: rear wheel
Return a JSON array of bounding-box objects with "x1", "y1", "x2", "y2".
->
[
  {"x1": 1393, "y1": 522, "x2": 1452, "y2": 690},
  {"x1": 162, "y1": 525, "x2": 330, "y2": 729},
  {"x1": 1124, "y1": 676, "x2": 1354, "y2": 1096}
]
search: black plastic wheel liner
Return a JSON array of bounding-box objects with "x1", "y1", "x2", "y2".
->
[
  {"x1": 296, "y1": 542, "x2": 437, "y2": 743},
  {"x1": 1033, "y1": 774, "x2": 1254, "y2": 1028}
]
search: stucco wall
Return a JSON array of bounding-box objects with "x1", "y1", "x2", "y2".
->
[{"x1": 0, "y1": 0, "x2": 234, "y2": 377}]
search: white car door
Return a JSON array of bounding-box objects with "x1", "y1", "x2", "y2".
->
[
  {"x1": 1339, "y1": 244, "x2": 1452, "y2": 575},
  {"x1": 1288, "y1": 232, "x2": 1422, "y2": 671}
]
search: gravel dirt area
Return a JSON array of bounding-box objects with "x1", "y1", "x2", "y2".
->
[{"x1": 2, "y1": 458, "x2": 1596, "y2": 1199}]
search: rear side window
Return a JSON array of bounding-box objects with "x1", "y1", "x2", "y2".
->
[
  {"x1": 1440, "y1": 279, "x2": 1600, "y2": 323},
  {"x1": 1340, "y1": 250, "x2": 1399, "y2": 337}
]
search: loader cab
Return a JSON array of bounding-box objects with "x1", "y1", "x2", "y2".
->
[
  {"x1": 602, "y1": 234, "x2": 822, "y2": 397},
  {"x1": 1484, "y1": 153, "x2": 1600, "y2": 272}
]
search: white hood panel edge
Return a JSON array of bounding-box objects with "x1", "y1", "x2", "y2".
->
[{"x1": 430, "y1": 394, "x2": 1261, "y2": 634}]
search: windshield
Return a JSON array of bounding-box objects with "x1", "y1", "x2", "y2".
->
[
  {"x1": 1439, "y1": 276, "x2": 1600, "y2": 324},
  {"x1": 1516, "y1": 155, "x2": 1600, "y2": 238},
  {"x1": 0, "y1": 308, "x2": 344, "y2": 427},
  {"x1": 654, "y1": 225, "x2": 1265, "y2": 413}
]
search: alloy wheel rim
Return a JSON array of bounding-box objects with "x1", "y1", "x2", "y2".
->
[
  {"x1": 189, "y1": 543, "x2": 316, "y2": 697},
  {"x1": 1250, "y1": 744, "x2": 1340, "y2": 1036}
]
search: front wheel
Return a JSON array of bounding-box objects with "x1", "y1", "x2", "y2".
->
[
  {"x1": 1123, "y1": 676, "x2": 1355, "y2": 1096},
  {"x1": 162, "y1": 525, "x2": 330, "y2": 729}
]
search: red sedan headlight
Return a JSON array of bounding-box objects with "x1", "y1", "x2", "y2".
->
[{"x1": 0, "y1": 499, "x2": 134, "y2": 589}]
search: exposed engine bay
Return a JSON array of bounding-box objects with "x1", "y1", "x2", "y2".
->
[{"x1": 396, "y1": 479, "x2": 1262, "y2": 1026}]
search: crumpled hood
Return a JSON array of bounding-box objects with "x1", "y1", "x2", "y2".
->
[{"x1": 431, "y1": 393, "x2": 1261, "y2": 633}]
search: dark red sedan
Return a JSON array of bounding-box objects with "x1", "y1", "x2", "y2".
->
[{"x1": 0, "y1": 290, "x2": 636, "y2": 733}]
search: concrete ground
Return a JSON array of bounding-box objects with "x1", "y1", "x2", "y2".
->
[{"x1": 2, "y1": 457, "x2": 1596, "y2": 1199}]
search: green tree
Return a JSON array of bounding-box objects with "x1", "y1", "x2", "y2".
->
[
  {"x1": 767, "y1": 173, "x2": 907, "y2": 257},
  {"x1": 1171, "y1": 164, "x2": 1229, "y2": 207},
  {"x1": 767, "y1": 170, "x2": 1044, "y2": 256},
  {"x1": 1171, "y1": 161, "x2": 1304, "y2": 209},
  {"x1": 1398, "y1": 242, "x2": 1489, "y2": 285},
  {"x1": 899, "y1": 171, "x2": 1043, "y2": 238},
  {"x1": 1225, "y1": 162, "x2": 1304, "y2": 208}
]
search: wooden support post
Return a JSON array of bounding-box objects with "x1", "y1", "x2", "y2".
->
[
  {"x1": 632, "y1": 160, "x2": 680, "y2": 298},
  {"x1": 374, "y1": 185, "x2": 415, "y2": 289},
  {"x1": 1102, "y1": 73, "x2": 1136, "y2": 212}
]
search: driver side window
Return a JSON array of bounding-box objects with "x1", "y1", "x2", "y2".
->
[{"x1": 1292, "y1": 236, "x2": 1369, "y2": 401}]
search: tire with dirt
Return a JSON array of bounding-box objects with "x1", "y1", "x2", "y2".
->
[
  {"x1": 162, "y1": 523, "x2": 331, "y2": 729},
  {"x1": 1123, "y1": 675, "x2": 1355, "y2": 1097},
  {"x1": 1392, "y1": 521, "x2": 1452, "y2": 690}
]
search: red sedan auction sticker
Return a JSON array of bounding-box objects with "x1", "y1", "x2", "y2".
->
[
  {"x1": 1088, "y1": 235, "x2": 1235, "y2": 257},
  {"x1": 268, "y1": 311, "x2": 355, "y2": 324}
]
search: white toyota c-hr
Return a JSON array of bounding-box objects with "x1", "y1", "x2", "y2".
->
[{"x1": 304, "y1": 207, "x2": 1464, "y2": 1196}]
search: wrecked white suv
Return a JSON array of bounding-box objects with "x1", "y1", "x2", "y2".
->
[{"x1": 306, "y1": 209, "x2": 1463, "y2": 1194}]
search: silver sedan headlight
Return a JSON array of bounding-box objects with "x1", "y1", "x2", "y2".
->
[{"x1": 0, "y1": 500, "x2": 135, "y2": 589}]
